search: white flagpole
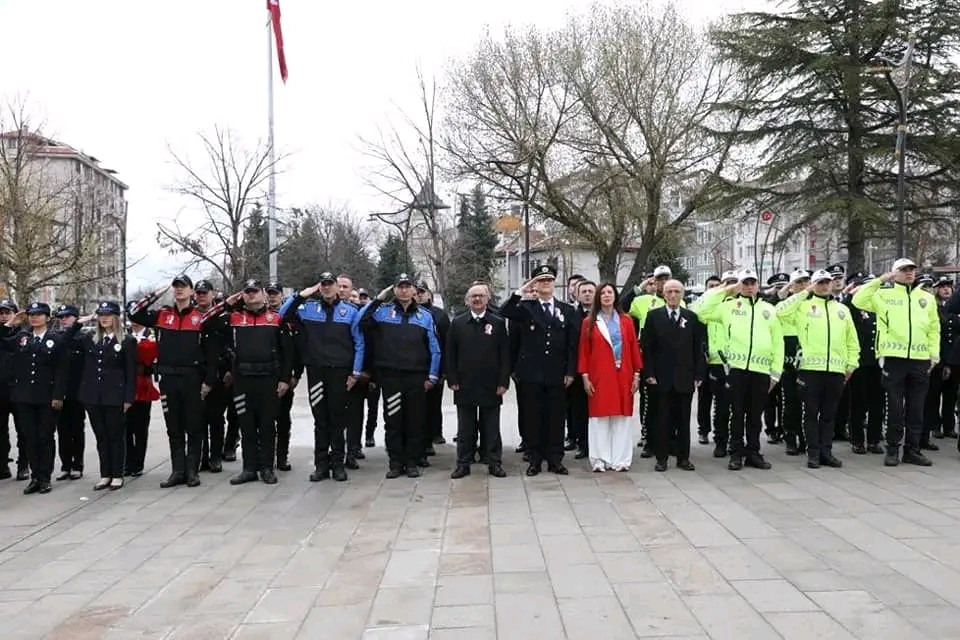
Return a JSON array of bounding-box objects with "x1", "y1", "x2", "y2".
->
[{"x1": 267, "y1": 15, "x2": 278, "y2": 282}]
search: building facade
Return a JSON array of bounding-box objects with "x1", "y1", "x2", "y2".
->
[{"x1": 0, "y1": 131, "x2": 128, "y2": 309}]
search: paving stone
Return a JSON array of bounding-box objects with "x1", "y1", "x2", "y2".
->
[
  {"x1": 558, "y1": 595, "x2": 636, "y2": 640},
  {"x1": 434, "y1": 574, "x2": 494, "y2": 606},
  {"x1": 732, "y1": 578, "x2": 820, "y2": 612},
  {"x1": 244, "y1": 587, "x2": 320, "y2": 624},
  {"x1": 367, "y1": 586, "x2": 434, "y2": 627},
  {"x1": 431, "y1": 603, "x2": 495, "y2": 628}
]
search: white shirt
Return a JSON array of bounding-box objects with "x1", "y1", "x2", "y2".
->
[{"x1": 471, "y1": 312, "x2": 485, "y2": 321}]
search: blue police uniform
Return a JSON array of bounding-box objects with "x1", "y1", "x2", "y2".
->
[{"x1": 55, "y1": 304, "x2": 86, "y2": 480}]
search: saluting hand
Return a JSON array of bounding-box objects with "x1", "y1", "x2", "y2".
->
[
  {"x1": 299, "y1": 282, "x2": 322, "y2": 298},
  {"x1": 200, "y1": 383, "x2": 211, "y2": 400},
  {"x1": 5, "y1": 310, "x2": 25, "y2": 327},
  {"x1": 123, "y1": 402, "x2": 132, "y2": 413},
  {"x1": 51, "y1": 399, "x2": 63, "y2": 410},
  {"x1": 77, "y1": 314, "x2": 96, "y2": 325},
  {"x1": 226, "y1": 291, "x2": 244, "y2": 306},
  {"x1": 346, "y1": 375, "x2": 357, "y2": 391},
  {"x1": 376, "y1": 286, "x2": 393, "y2": 302},
  {"x1": 153, "y1": 285, "x2": 169, "y2": 298}
]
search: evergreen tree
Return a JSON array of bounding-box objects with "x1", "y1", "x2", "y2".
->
[
  {"x1": 643, "y1": 232, "x2": 690, "y2": 284},
  {"x1": 239, "y1": 203, "x2": 270, "y2": 281},
  {"x1": 447, "y1": 185, "x2": 500, "y2": 311},
  {"x1": 711, "y1": 0, "x2": 960, "y2": 269},
  {"x1": 376, "y1": 234, "x2": 415, "y2": 292}
]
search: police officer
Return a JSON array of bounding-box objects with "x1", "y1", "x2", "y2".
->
[
  {"x1": 126, "y1": 320, "x2": 159, "y2": 475},
  {"x1": 696, "y1": 275, "x2": 722, "y2": 447},
  {"x1": 500, "y1": 265, "x2": 578, "y2": 476},
  {"x1": 695, "y1": 271, "x2": 737, "y2": 457},
  {"x1": 772, "y1": 269, "x2": 809, "y2": 456},
  {"x1": 0, "y1": 299, "x2": 24, "y2": 480},
  {"x1": 266, "y1": 280, "x2": 298, "y2": 471},
  {"x1": 777, "y1": 270, "x2": 860, "y2": 468},
  {"x1": 924, "y1": 278, "x2": 960, "y2": 443},
  {"x1": 280, "y1": 272, "x2": 364, "y2": 482},
  {"x1": 77, "y1": 302, "x2": 137, "y2": 490},
  {"x1": 416, "y1": 281, "x2": 450, "y2": 458},
  {"x1": 204, "y1": 282, "x2": 293, "y2": 485},
  {"x1": 826, "y1": 263, "x2": 853, "y2": 442},
  {"x1": 361, "y1": 273, "x2": 442, "y2": 479},
  {"x1": 761, "y1": 273, "x2": 790, "y2": 445},
  {"x1": 129, "y1": 274, "x2": 219, "y2": 487},
  {"x1": 852, "y1": 258, "x2": 940, "y2": 466},
  {"x1": 844, "y1": 273, "x2": 886, "y2": 454},
  {"x1": 193, "y1": 280, "x2": 226, "y2": 473},
  {"x1": 54, "y1": 304, "x2": 86, "y2": 480},
  {"x1": 1, "y1": 303, "x2": 87, "y2": 494},
  {"x1": 695, "y1": 268, "x2": 783, "y2": 471}
]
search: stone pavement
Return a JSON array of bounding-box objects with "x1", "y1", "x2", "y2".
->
[{"x1": 1, "y1": 392, "x2": 960, "y2": 639}]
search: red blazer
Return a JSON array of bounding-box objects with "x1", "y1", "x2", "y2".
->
[
  {"x1": 577, "y1": 312, "x2": 643, "y2": 418},
  {"x1": 134, "y1": 334, "x2": 160, "y2": 402}
]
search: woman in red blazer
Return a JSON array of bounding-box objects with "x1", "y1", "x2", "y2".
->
[
  {"x1": 125, "y1": 321, "x2": 160, "y2": 476},
  {"x1": 578, "y1": 283, "x2": 643, "y2": 471}
]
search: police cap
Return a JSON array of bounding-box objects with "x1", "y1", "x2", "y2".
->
[
  {"x1": 0, "y1": 299, "x2": 17, "y2": 313},
  {"x1": 394, "y1": 273, "x2": 415, "y2": 286},
  {"x1": 96, "y1": 301, "x2": 122, "y2": 316},
  {"x1": 172, "y1": 274, "x2": 193, "y2": 288},
  {"x1": 243, "y1": 279, "x2": 264, "y2": 292},
  {"x1": 55, "y1": 304, "x2": 79, "y2": 318},
  {"x1": 532, "y1": 264, "x2": 557, "y2": 281},
  {"x1": 194, "y1": 279, "x2": 214, "y2": 293},
  {"x1": 26, "y1": 301, "x2": 51, "y2": 316},
  {"x1": 265, "y1": 281, "x2": 283, "y2": 293}
]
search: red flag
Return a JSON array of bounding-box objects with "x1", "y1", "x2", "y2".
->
[{"x1": 267, "y1": 0, "x2": 288, "y2": 83}]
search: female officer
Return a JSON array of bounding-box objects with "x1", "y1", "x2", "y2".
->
[
  {"x1": 1, "y1": 303, "x2": 88, "y2": 495},
  {"x1": 125, "y1": 319, "x2": 159, "y2": 476},
  {"x1": 78, "y1": 302, "x2": 137, "y2": 490}
]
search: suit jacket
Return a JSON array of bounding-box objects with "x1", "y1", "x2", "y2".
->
[
  {"x1": 1, "y1": 324, "x2": 80, "y2": 405},
  {"x1": 500, "y1": 295, "x2": 578, "y2": 385},
  {"x1": 445, "y1": 312, "x2": 511, "y2": 406},
  {"x1": 78, "y1": 333, "x2": 138, "y2": 407},
  {"x1": 641, "y1": 306, "x2": 706, "y2": 394}
]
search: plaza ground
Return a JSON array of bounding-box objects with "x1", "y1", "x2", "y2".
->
[{"x1": 1, "y1": 390, "x2": 959, "y2": 639}]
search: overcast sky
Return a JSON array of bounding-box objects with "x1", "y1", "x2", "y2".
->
[{"x1": 2, "y1": 0, "x2": 754, "y2": 293}]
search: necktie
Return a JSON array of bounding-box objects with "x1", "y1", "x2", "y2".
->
[
  {"x1": 671, "y1": 310, "x2": 678, "y2": 325},
  {"x1": 542, "y1": 303, "x2": 551, "y2": 317}
]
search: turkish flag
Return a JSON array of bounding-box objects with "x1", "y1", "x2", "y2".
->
[{"x1": 267, "y1": 0, "x2": 288, "y2": 83}]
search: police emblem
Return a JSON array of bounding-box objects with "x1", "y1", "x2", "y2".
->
[
  {"x1": 762, "y1": 310, "x2": 770, "y2": 319},
  {"x1": 838, "y1": 310, "x2": 846, "y2": 320},
  {"x1": 18, "y1": 337, "x2": 26, "y2": 347},
  {"x1": 45, "y1": 340, "x2": 54, "y2": 349},
  {"x1": 861, "y1": 311, "x2": 869, "y2": 320},
  {"x1": 390, "y1": 310, "x2": 396, "y2": 319},
  {"x1": 736, "y1": 301, "x2": 742, "y2": 309},
  {"x1": 919, "y1": 298, "x2": 928, "y2": 308},
  {"x1": 484, "y1": 324, "x2": 493, "y2": 335},
  {"x1": 416, "y1": 312, "x2": 422, "y2": 320},
  {"x1": 191, "y1": 315, "x2": 200, "y2": 325},
  {"x1": 265, "y1": 312, "x2": 275, "y2": 321},
  {"x1": 114, "y1": 343, "x2": 122, "y2": 352},
  {"x1": 339, "y1": 307, "x2": 347, "y2": 317}
]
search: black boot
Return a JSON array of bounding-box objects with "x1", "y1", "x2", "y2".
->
[
  {"x1": 884, "y1": 445, "x2": 900, "y2": 467},
  {"x1": 902, "y1": 449, "x2": 932, "y2": 466},
  {"x1": 209, "y1": 457, "x2": 223, "y2": 473},
  {"x1": 331, "y1": 465, "x2": 348, "y2": 482},
  {"x1": 260, "y1": 468, "x2": 278, "y2": 484},
  {"x1": 160, "y1": 473, "x2": 186, "y2": 488},
  {"x1": 230, "y1": 470, "x2": 258, "y2": 485},
  {"x1": 309, "y1": 460, "x2": 330, "y2": 481},
  {"x1": 16, "y1": 463, "x2": 29, "y2": 481},
  {"x1": 276, "y1": 455, "x2": 292, "y2": 472},
  {"x1": 784, "y1": 434, "x2": 801, "y2": 456}
]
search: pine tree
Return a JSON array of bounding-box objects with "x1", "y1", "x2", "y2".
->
[
  {"x1": 711, "y1": 0, "x2": 960, "y2": 269},
  {"x1": 447, "y1": 186, "x2": 500, "y2": 311},
  {"x1": 376, "y1": 234, "x2": 415, "y2": 292},
  {"x1": 239, "y1": 203, "x2": 270, "y2": 281}
]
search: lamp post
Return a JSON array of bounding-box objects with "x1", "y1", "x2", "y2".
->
[{"x1": 867, "y1": 32, "x2": 917, "y2": 258}]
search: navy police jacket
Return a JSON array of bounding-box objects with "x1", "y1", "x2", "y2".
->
[
  {"x1": 279, "y1": 294, "x2": 365, "y2": 373},
  {"x1": 0, "y1": 323, "x2": 81, "y2": 404},
  {"x1": 77, "y1": 332, "x2": 137, "y2": 407},
  {"x1": 359, "y1": 299, "x2": 441, "y2": 379}
]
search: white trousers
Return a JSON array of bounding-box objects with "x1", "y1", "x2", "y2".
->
[{"x1": 588, "y1": 416, "x2": 634, "y2": 471}]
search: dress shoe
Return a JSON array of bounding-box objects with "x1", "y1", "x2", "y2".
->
[
  {"x1": 37, "y1": 482, "x2": 52, "y2": 494},
  {"x1": 276, "y1": 459, "x2": 292, "y2": 472},
  {"x1": 654, "y1": 460, "x2": 667, "y2": 472},
  {"x1": 209, "y1": 459, "x2": 223, "y2": 473},
  {"x1": 903, "y1": 450, "x2": 932, "y2": 466},
  {"x1": 186, "y1": 474, "x2": 201, "y2": 487},
  {"x1": 230, "y1": 471, "x2": 258, "y2": 485},
  {"x1": 807, "y1": 458, "x2": 821, "y2": 469},
  {"x1": 867, "y1": 443, "x2": 885, "y2": 454},
  {"x1": 309, "y1": 467, "x2": 329, "y2": 482},
  {"x1": 574, "y1": 449, "x2": 588, "y2": 460},
  {"x1": 332, "y1": 467, "x2": 348, "y2": 482},
  {"x1": 160, "y1": 473, "x2": 186, "y2": 488},
  {"x1": 525, "y1": 463, "x2": 541, "y2": 477},
  {"x1": 353, "y1": 450, "x2": 366, "y2": 460},
  {"x1": 364, "y1": 437, "x2": 376, "y2": 448},
  {"x1": 260, "y1": 469, "x2": 278, "y2": 484},
  {"x1": 424, "y1": 446, "x2": 436, "y2": 457},
  {"x1": 222, "y1": 450, "x2": 238, "y2": 462},
  {"x1": 820, "y1": 454, "x2": 842, "y2": 468},
  {"x1": 94, "y1": 478, "x2": 111, "y2": 491},
  {"x1": 698, "y1": 434, "x2": 710, "y2": 445},
  {"x1": 417, "y1": 458, "x2": 430, "y2": 468},
  {"x1": 785, "y1": 439, "x2": 802, "y2": 456},
  {"x1": 451, "y1": 466, "x2": 471, "y2": 479},
  {"x1": 0, "y1": 465, "x2": 11, "y2": 480},
  {"x1": 344, "y1": 457, "x2": 360, "y2": 470},
  {"x1": 713, "y1": 443, "x2": 727, "y2": 458},
  {"x1": 23, "y1": 479, "x2": 40, "y2": 494},
  {"x1": 677, "y1": 459, "x2": 695, "y2": 471},
  {"x1": 130, "y1": 470, "x2": 143, "y2": 477},
  {"x1": 109, "y1": 478, "x2": 124, "y2": 490},
  {"x1": 406, "y1": 466, "x2": 421, "y2": 478},
  {"x1": 884, "y1": 447, "x2": 901, "y2": 466},
  {"x1": 433, "y1": 436, "x2": 446, "y2": 445},
  {"x1": 385, "y1": 467, "x2": 404, "y2": 479},
  {"x1": 55, "y1": 471, "x2": 72, "y2": 481},
  {"x1": 728, "y1": 457, "x2": 743, "y2": 471},
  {"x1": 547, "y1": 463, "x2": 568, "y2": 475},
  {"x1": 488, "y1": 465, "x2": 506, "y2": 478},
  {"x1": 745, "y1": 453, "x2": 772, "y2": 470},
  {"x1": 852, "y1": 444, "x2": 866, "y2": 454}
]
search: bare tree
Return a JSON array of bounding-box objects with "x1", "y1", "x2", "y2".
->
[
  {"x1": 157, "y1": 126, "x2": 285, "y2": 290},
  {"x1": 0, "y1": 100, "x2": 119, "y2": 303},
  {"x1": 359, "y1": 68, "x2": 454, "y2": 298}
]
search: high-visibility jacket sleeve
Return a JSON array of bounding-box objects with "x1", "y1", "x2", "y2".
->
[{"x1": 851, "y1": 277, "x2": 883, "y2": 313}]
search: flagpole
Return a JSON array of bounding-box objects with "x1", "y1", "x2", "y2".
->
[{"x1": 267, "y1": 14, "x2": 278, "y2": 282}]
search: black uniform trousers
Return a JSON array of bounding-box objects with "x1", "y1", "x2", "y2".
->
[
  {"x1": 707, "y1": 365, "x2": 730, "y2": 446},
  {"x1": 924, "y1": 364, "x2": 960, "y2": 437},
  {"x1": 223, "y1": 400, "x2": 240, "y2": 455},
  {"x1": 848, "y1": 365, "x2": 885, "y2": 446},
  {"x1": 88, "y1": 405, "x2": 125, "y2": 478},
  {"x1": 515, "y1": 381, "x2": 527, "y2": 445},
  {"x1": 201, "y1": 381, "x2": 227, "y2": 466},
  {"x1": 276, "y1": 388, "x2": 293, "y2": 463},
  {"x1": 234, "y1": 376, "x2": 278, "y2": 473},
  {"x1": 426, "y1": 385, "x2": 444, "y2": 443},
  {"x1": 779, "y1": 365, "x2": 803, "y2": 445},
  {"x1": 57, "y1": 397, "x2": 85, "y2": 473},
  {"x1": 882, "y1": 357, "x2": 929, "y2": 453},
  {"x1": 798, "y1": 371, "x2": 845, "y2": 459},
  {"x1": 763, "y1": 384, "x2": 782, "y2": 438},
  {"x1": 346, "y1": 384, "x2": 365, "y2": 457},
  {"x1": 17, "y1": 403, "x2": 59, "y2": 482},
  {"x1": 379, "y1": 371, "x2": 428, "y2": 470},
  {"x1": 697, "y1": 378, "x2": 713, "y2": 438},
  {"x1": 520, "y1": 382, "x2": 566, "y2": 466},
  {"x1": 728, "y1": 369, "x2": 769, "y2": 458},
  {"x1": 566, "y1": 381, "x2": 588, "y2": 452},
  {"x1": 364, "y1": 383, "x2": 379, "y2": 441},
  {"x1": 0, "y1": 388, "x2": 24, "y2": 468},
  {"x1": 653, "y1": 389, "x2": 692, "y2": 463},
  {"x1": 455, "y1": 404, "x2": 502, "y2": 467},
  {"x1": 834, "y1": 383, "x2": 851, "y2": 440},
  {"x1": 306, "y1": 367, "x2": 350, "y2": 469},
  {"x1": 158, "y1": 373, "x2": 204, "y2": 477},
  {"x1": 124, "y1": 401, "x2": 151, "y2": 474}
]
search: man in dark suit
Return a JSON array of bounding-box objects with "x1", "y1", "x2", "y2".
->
[
  {"x1": 447, "y1": 284, "x2": 511, "y2": 478},
  {"x1": 500, "y1": 264, "x2": 578, "y2": 476},
  {"x1": 567, "y1": 280, "x2": 594, "y2": 459},
  {"x1": 642, "y1": 279, "x2": 706, "y2": 472}
]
